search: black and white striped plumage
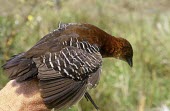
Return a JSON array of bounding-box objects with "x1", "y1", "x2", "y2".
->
[{"x1": 3, "y1": 23, "x2": 102, "y2": 110}]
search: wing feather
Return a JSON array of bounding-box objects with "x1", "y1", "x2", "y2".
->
[
  {"x1": 40, "y1": 78, "x2": 86, "y2": 109},
  {"x1": 36, "y1": 46, "x2": 102, "y2": 109}
]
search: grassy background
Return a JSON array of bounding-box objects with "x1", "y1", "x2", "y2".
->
[{"x1": 0, "y1": 0, "x2": 170, "y2": 111}]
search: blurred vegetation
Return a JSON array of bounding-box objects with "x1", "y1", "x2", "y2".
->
[{"x1": 0, "y1": 0, "x2": 170, "y2": 111}]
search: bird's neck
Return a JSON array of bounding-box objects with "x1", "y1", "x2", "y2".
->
[{"x1": 100, "y1": 35, "x2": 118, "y2": 58}]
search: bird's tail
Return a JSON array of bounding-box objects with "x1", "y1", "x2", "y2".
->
[{"x1": 2, "y1": 53, "x2": 38, "y2": 82}]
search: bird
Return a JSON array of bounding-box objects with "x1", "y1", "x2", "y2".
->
[{"x1": 2, "y1": 23, "x2": 133, "y2": 110}]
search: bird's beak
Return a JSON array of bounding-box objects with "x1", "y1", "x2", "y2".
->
[{"x1": 127, "y1": 58, "x2": 133, "y2": 67}]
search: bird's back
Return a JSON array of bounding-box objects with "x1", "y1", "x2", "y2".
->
[{"x1": 25, "y1": 23, "x2": 109, "y2": 58}]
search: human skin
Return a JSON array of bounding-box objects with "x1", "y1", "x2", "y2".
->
[{"x1": 0, "y1": 79, "x2": 50, "y2": 111}]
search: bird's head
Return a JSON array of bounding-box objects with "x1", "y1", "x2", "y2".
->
[
  {"x1": 101, "y1": 37, "x2": 133, "y2": 67},
  {"x1": 111, "y1": 37, "x2": 133, "y2": 67}
]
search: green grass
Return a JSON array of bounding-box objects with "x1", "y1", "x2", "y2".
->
[{"x1": 0, "y1": 0, "x2": 170, "y2": 111}]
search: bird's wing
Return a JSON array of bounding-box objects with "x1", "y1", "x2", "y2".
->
[
  {"x1": 24, "y1": 23, "x2": 101, "y2": 58},
  {"x1": 24, "y1": 32, "x2": 79, "y2": 58},
  {"x1": 36, "y1": 46, "x2": 102, "y2": 109}
]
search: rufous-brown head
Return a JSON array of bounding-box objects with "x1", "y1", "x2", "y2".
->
[
  {"x1": 112, "y1": 37, "x2": 133, "y2": 67},
  {"x1": 101, "y1": 36, "x2": 133, "y2": 67}
]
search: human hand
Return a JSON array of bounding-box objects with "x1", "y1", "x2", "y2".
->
[{"x1": 0, "y1": 79, "x2": 50, "y2": 111}]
